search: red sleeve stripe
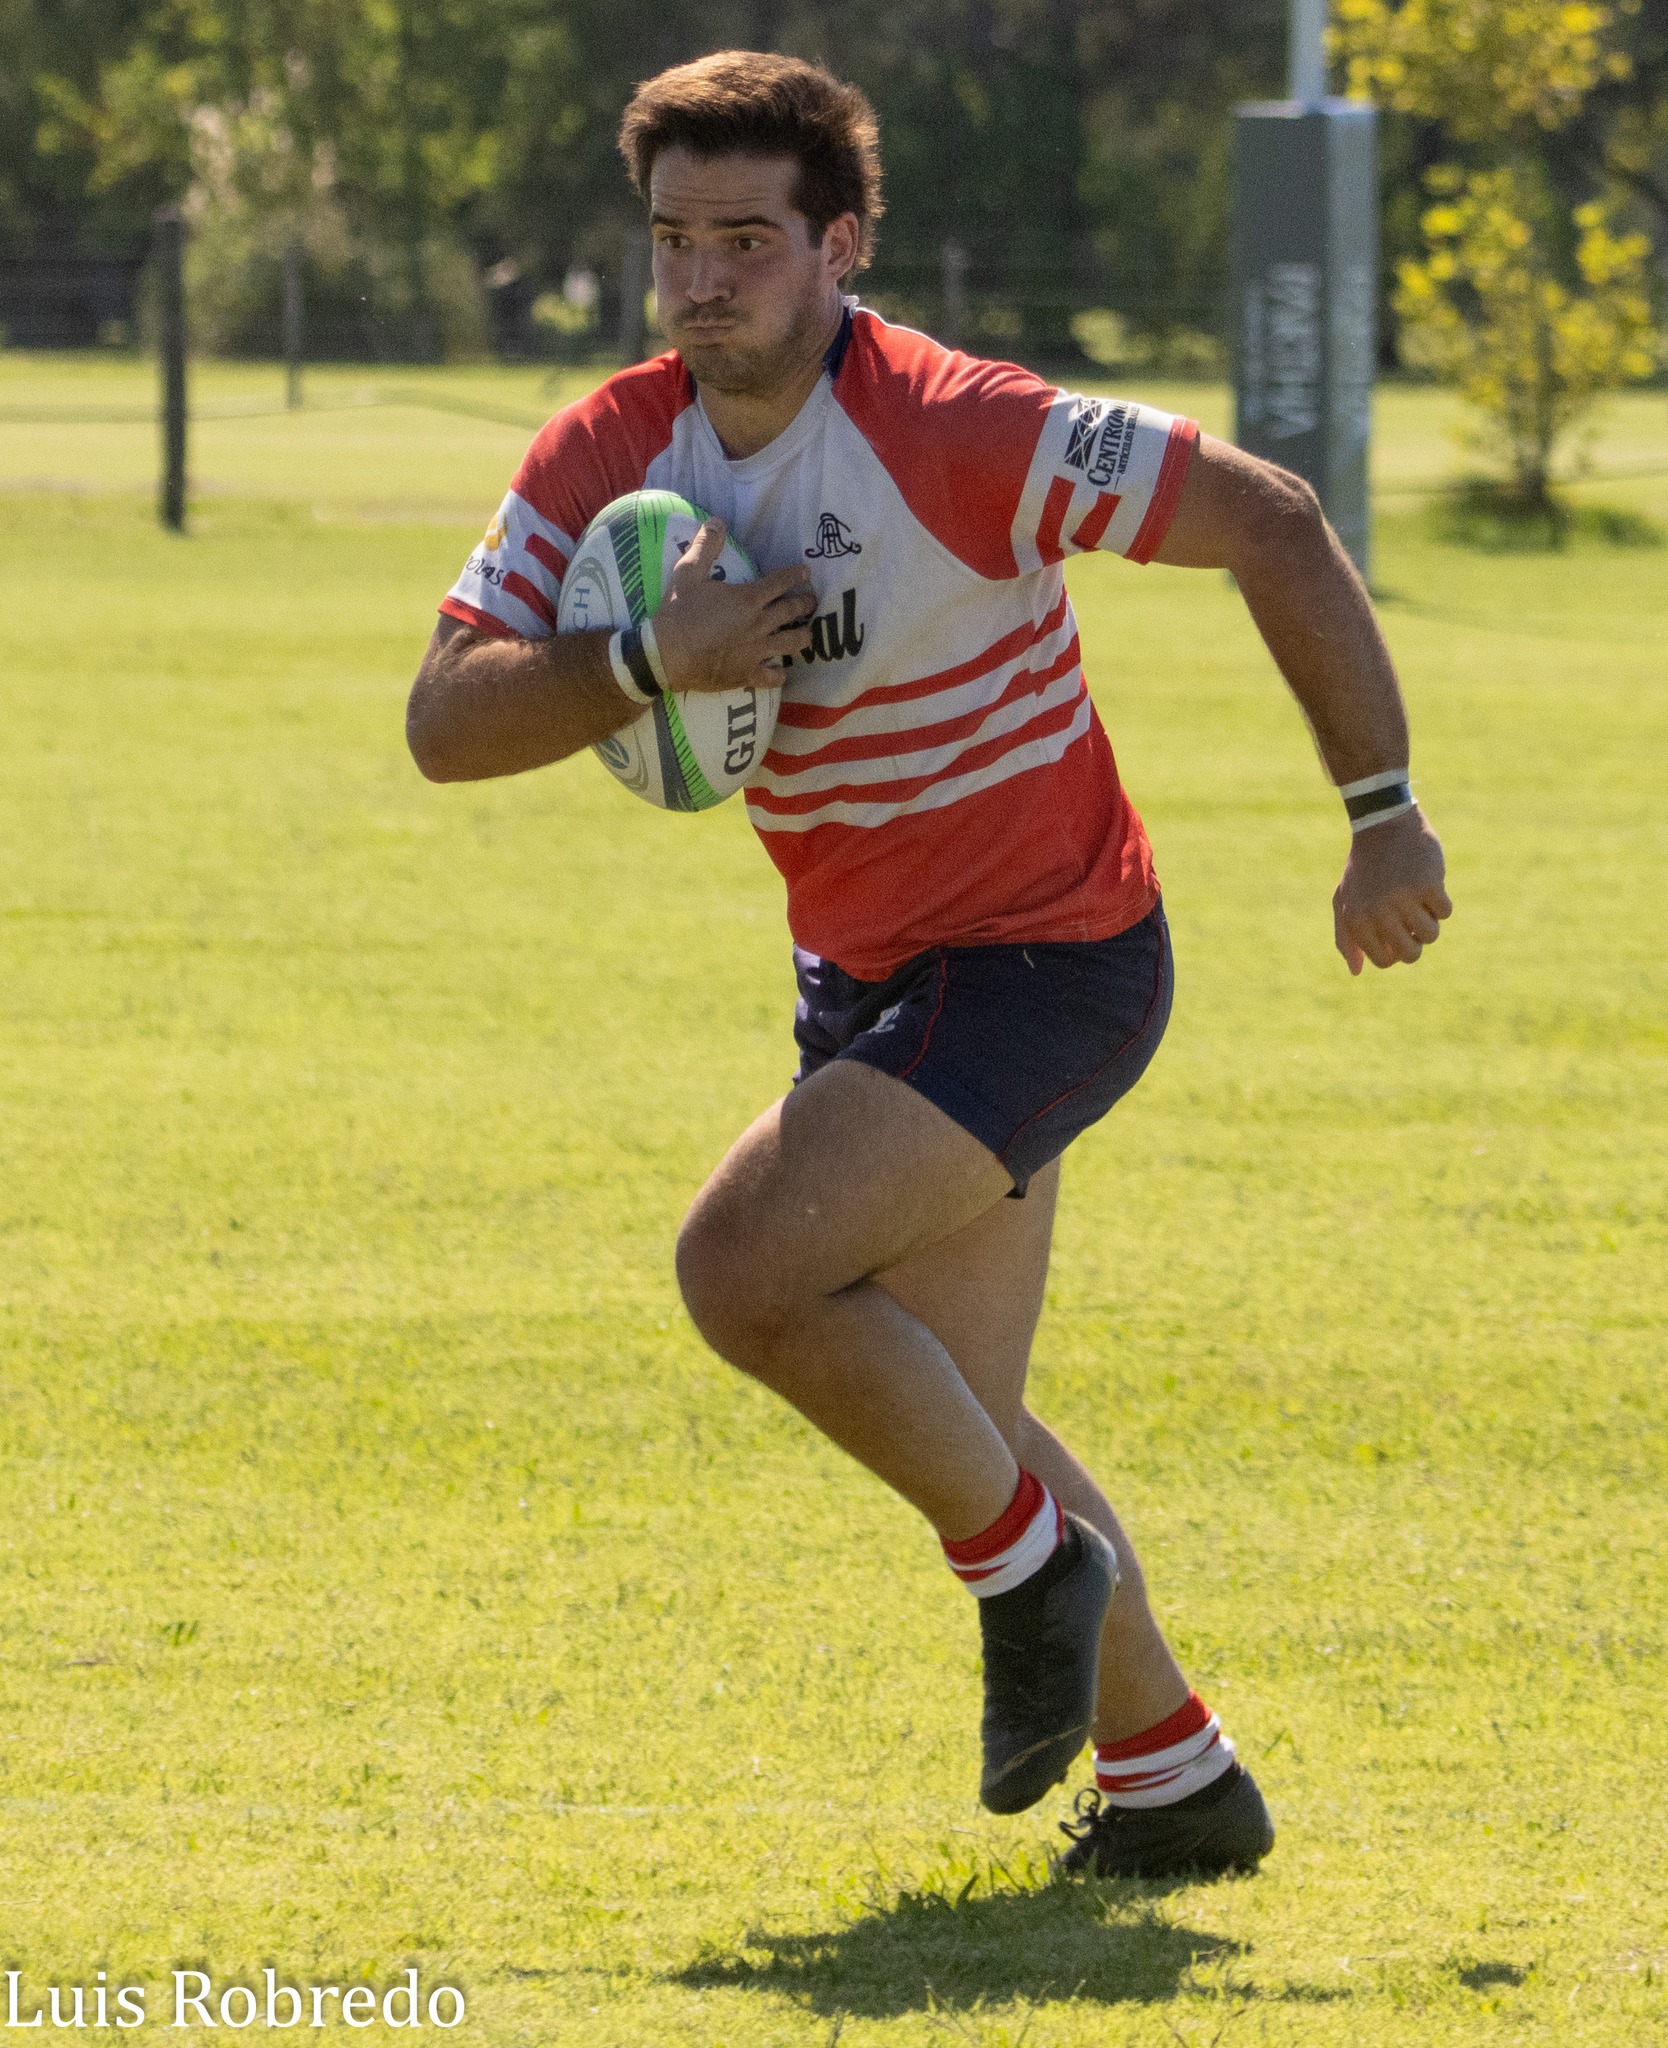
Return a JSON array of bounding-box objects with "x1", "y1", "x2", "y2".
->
[
  {"x1": 502, "y1": 571, "x2": 558, "y2": 631},
  {"x1": 1070, "y1": 490, "x2": 1122, "y2": 552},
  {"x1": 525, "y1": 532, "x2": 569, "y2": 578},
  {"x1": 774, "y1": 591, "x2": 1071, "y2": 731},
  {"x1": 1034, "y1": 475, "x2": 1077, "y2": 566},
  {"x1": 1124, "y1": 417, "x2": 1199, "y2": 565},
  {"x1": 438, "y1": 597, "x2": 520, "y2": 639},
  {"x1": 748, "y1": 691, "x2": 1085, "y2": 815},
  {"x1": 764, "y1": 641, "x2": 1081, "y2": 775}
]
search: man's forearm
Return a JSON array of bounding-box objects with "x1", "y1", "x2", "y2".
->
[
  {"x1": 405, "y1": 617, "x2": 638, "y2": 783},
  {"x1": 1152, "y1": 439, "x2": 1411, "y2": 787},
  {"x1": 1230, "y1": 496, "x2": 1408, "y2": 787}
]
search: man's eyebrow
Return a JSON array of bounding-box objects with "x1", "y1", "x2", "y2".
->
[{"x1": 649, "y1": 210, "x2": 783, "y2": 230}]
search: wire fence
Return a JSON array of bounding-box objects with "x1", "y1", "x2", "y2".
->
[{"x1": 0, "y1": 235, "x2": 1233, "y2": 378}]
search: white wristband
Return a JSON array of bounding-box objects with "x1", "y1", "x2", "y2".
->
[{"x1": 1339, "y1": 767, "x2": 1415, "y2": 834}]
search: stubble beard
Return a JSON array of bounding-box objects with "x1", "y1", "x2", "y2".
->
[{"x1": 668, "y1": 279, "x2": 837, "y2": 399}]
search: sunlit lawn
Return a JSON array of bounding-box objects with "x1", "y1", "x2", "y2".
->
[{"x1": 1, "y1": 356, "x2": 1664, "y2": 2044}]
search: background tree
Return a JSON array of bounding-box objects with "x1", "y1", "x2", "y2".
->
[
  {"x1": 1395, "y1": 162, "x2": 1658, "y2": 510},
  {"x1": 1339, "y1": 0, "x2": 1664, "y2": 501},
  {"x1": 6, "y1": 0, "x2": 1297, "y2": 362},
  {"x1": 7, "y1": 0, "x2": 1662, "y2": 368}
]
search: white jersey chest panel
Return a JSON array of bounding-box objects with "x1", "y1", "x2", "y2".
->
[{"x1": 641, "y1": 381, "x2": 1078, "y2": 725}]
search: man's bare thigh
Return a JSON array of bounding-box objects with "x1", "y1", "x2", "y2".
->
[{"x1": 678, "y1": 1059, "x2": 1015, "y2": 1312}]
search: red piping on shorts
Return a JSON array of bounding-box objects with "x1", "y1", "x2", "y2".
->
[
  {"x1": 896, "y1": 950, "x2": 950, "y2": 1083},
  {"x1": 997, "y1": 915, "x2": 1168, "y2": 1161}
]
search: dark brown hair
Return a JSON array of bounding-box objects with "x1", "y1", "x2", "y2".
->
[{"x1": 618, "y1": 52, "x2": 884, "y2": 271}]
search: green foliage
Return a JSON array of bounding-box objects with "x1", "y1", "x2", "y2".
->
[
  {"x1": 1396, "y1": 162, "x2": 1659, "y2": 506},
  {"x1": 1335, "y1": 0, "x2": 1668, "y2": 379},
  {"x1": 1069, "y1": 309, "x2": 1226, "y2": 378},
  {"x1": 26, "y1": 0, "x2": 510, "y2": 354},
  {"x1": 1, "y1": 364, "x2": 1666, "y2": 2041},
  {"x1": 1335, "y1": 0, "x2": 1637, "y2": 138},
  {"x1": 5, "y1": 0, "x2": 1295, "y2": 357}
]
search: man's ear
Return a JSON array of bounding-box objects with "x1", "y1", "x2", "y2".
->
[{"x1": 822, "y1": 211, "x2": 861, "y2": 281}]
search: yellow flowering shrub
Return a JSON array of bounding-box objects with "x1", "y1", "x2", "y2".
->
[
  {"x1": 1334, "y1": 0, "x2": 1636, "y2": 138},
  {"x1": 1394, "y1": 163, "x2": 1659, "y2": 504}
]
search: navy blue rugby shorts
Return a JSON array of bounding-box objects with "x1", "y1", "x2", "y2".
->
[{"x1": 791, "y1": 902, "x2": 1173, "y2": 1197}]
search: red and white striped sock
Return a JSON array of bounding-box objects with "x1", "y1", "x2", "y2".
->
[
  {"x1": 1093, "y1": 1691, "x2": 1235, "y2": 1807},
  {"x1": 941, "y1": 1469, "x2": 1065, "y2": 1597}
]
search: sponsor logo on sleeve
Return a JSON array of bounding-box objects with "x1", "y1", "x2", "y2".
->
[
  {"x1": 1064, "y1": 398, "x2": 1108, "y2": 472},
  {"x1": 463, "y1": 549, "x2": 505, "y2": 587},
  {"x1": 1064, "y1": 399, "x2": 1139, "y2": 490}
]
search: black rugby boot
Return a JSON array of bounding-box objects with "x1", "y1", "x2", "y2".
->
[
  {"x1": 977, "y1": 1514, "x2": 1118, "y2": 1815},
  {"x1": 1053, "y1": 1760, "x2": 1275, "y2": 1879}
]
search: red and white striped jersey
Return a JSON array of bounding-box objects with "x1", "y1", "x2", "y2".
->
[{"x1": 441, "y1": 305, "x2": 1197, "y2": 980}]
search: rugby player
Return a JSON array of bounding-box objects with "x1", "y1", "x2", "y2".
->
[{"x1": 406, "y1": 52, "x2": 1451, "y2": 1877}]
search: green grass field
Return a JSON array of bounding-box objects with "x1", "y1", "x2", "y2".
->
[{"x1": 2, "y1": 355, "x2": 1665, "y2": 2047}]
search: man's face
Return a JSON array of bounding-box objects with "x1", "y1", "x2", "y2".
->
[{"x1": 648, "y1": 148, "x2": 855, "y2": 397}]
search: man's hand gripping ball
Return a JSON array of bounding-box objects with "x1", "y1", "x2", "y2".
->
[{"x1": 652, "y1": 519, "x2": 816, "y2": 693}]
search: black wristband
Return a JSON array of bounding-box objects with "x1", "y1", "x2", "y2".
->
[{"x1": 618, "y1": 623, "x2": 662, "y2": 700}]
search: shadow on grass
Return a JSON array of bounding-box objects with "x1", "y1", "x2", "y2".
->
[
  {"x1": 1456, "y1": 1961, "x2": 1530, "y2": 1992},
  {"x1": 1426, "y1": 478, "x2": 1666, "y2": 552},
  {"x1": 675, "y1": 1867, "x2": 1347, "y2": 2019}
]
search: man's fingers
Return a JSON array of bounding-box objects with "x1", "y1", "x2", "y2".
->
[
  {"x1": 759, "y1": 585, "x2": 817, "y2": 626},
  {"x1": 1332, "y1": 888, "x2": 1365, "y2": 975},
  {"x1": 755, "y1": 563, "x2": 817, "y2": 604},
  {"x1": 1428, "y1": 883, "x2": 1454, "y2": 922},
  {"x1": 1403, "y1": 903, "x2": 1443, "y2": 944},
  {"x1": 675, "y1": 518, "x2": 730, "y2": 577}
]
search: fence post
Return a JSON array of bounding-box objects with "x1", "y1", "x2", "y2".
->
[
  {"x1": 155, "y1": 206, "x2": 187, "y2": 532},
  {"x1": 620, "y1": 229, "x2": 652, "y2": 365},
  {"x1": 283, "y1": 238, "x2": 304, "y2": 409},
  {"x1": 941, "y1": 240, "x2": 969, "y2": 351}
]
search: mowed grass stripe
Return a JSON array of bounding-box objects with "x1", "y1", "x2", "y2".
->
[{"x1": 0, "y1": 368, "x2": 1665, "y2": 2043}]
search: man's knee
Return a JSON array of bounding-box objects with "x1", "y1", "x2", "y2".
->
[{"x1": 675, "y1": 1197, "x2": 795, "y2": 1375}]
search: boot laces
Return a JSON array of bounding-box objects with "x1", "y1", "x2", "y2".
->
[{"x1": 1058, "y1": 1785, "x2": 1112, "y2": 1844}]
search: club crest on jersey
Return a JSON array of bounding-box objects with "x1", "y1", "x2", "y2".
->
[
  {"x1": 805, "y1": 512, "x2": 862, "y2": 560},
  {"x1": 783, "y1": 587, "x2": 865, "y2": 668},
  {"x1": 1066, "y1": 400, "x2": 1138, "y2": 490},
  {"x1": 482, "y1": 506, "x2": 509, "y2": 550}
]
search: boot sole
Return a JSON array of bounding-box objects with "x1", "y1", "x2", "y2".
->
[{"x1": 979, "y1": 1521, "x2": 1118, "y2": 1815}]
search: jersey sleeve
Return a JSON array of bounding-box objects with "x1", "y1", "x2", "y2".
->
[
  {"x1": 438, "y1": 356, "x2": 693, "y2": 640},
  {"x1": 1009, "y1": 393, "x2": 1198, "y2": 573},
  {"x1": 439, "y1": 479, "x2": 574, "y2": 640},
  {"x1": 833, "y1": 316, "x2": 1197, "y2": 581}
]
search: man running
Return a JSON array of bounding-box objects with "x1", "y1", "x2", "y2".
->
[{"x1": 406, "y1": 52, "x2": 1451, "y2": 1877}]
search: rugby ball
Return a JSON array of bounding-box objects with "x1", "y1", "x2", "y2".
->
[{"x1": 557, "y1": 490, "x2": 779, "y2": 811}]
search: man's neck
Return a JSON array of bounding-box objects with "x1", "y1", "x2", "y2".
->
[{"x1": 697, "y1": 302, "x2": 843, "y2": 460}]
